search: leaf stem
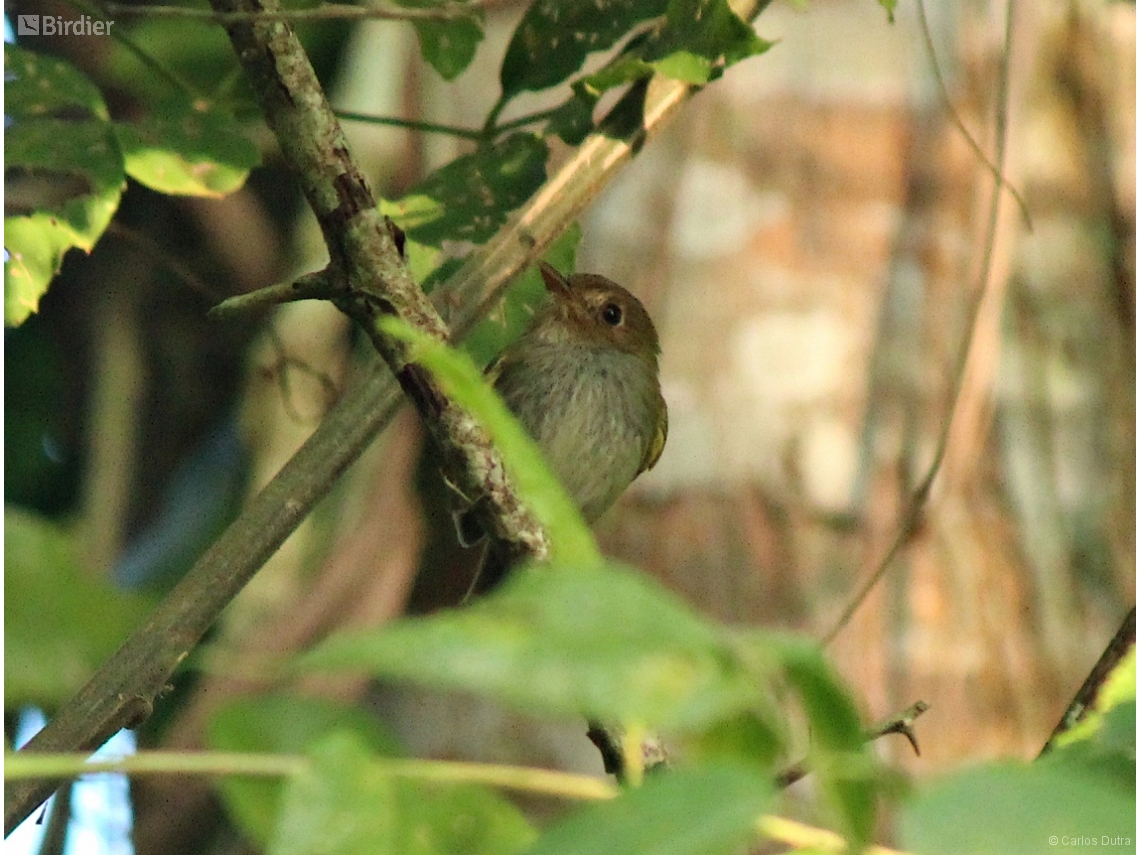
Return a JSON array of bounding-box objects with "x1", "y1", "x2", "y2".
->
[
  {"x1": 336, "y1": 110, "x2": 484, "y2": 140},
  {"x1": 4, "y1": 751, "x2": 619, "y2": 801}
]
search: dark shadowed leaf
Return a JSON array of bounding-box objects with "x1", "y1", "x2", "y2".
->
[
  {"x1": 387, "y1": 134, "x2": 548, "y2": 246},
  {"x1": 411, "y1": 16, "x2": 484, "y2": 81},
  {"x1": 648, "y1": 0, "x2": 772, "y2": 84},
  {"x1": 500, "y1": 0, "x2": 668, "y2": 99}
]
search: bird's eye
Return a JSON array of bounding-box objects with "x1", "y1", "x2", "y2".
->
[{"x1": 601, "y1": 302, "x2": 623, "y2": 326}]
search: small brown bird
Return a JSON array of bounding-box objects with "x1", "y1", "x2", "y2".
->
[{"x1": 460, "y1": 261, "x2": 667, "y2": 593}]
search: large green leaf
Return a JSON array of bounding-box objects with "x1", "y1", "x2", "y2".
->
[
  {"x1": 900, "y1": 760, "x2": 1134, "y2": 855},
  {"x1": 4, "y1": 215, "x2": 90, "y2": 326},
  {"x1": 209, "y1": 695, "x2": 402, "y2": 846},
  {"x1": 903, "y1": 655, "x2": 1135, "y2": 854},
  {"x1": 114, "y1": 104, "x2": 260, "y2": 197},
  {"x1": 4, "y1": 45, "x2": 125, "y2": 325},
  {"x1": 302, "y1": 563, "x2": 769, "y2": 734},
  {"x1": 4, "y1": 508, "x2": 153, "y2": 708},
  {"x1": 3, "y1": 44, "x2": 259, "y2": 325},
  {"x1": 4, "y1": 44, "x2": 108, "y2": 118},
  {"x1": 526, "y1": 764, "x2": 772, "y2": 855},
  {"x1": 578, "y1": 0, "x2": 772, "y2": 92},
  {"x1": 268, "y1": 732, "x2": 535, "y2": 855}
]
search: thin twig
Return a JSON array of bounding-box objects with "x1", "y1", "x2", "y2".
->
[
  {"x1": 106, "y1": 224, "x2": 224, "y2": 302},
  {"x1": 335, "y1": 105, "x2": 565, "y2": 141},
  {"x1": 866, "y1": 700, "x2": 931, "y2": 756},
  {"x1": 336, "y1": 110, "x2": 485, "y2": 140},
  {"x1": 6, "y1": 751, "x2": 618, "y2": 802},
  {"x1": 209, "y1": 269, "x2": 341, "y2": 319},
  {"x1": 101, "y1": 0, "x2": 487, "y2": 23},
  {"x1": 775, "y1": 699, "x2": 930, "y2": 789},
  {"x1": 916, "y1": 0, "x2": 1032, "y2": 230},
  {"x1": 822, "y1": 0, "x2": 1019, "y2": 648},
  {"x1": 263, "y1": 321, "x2": 343, "y2": 425}
]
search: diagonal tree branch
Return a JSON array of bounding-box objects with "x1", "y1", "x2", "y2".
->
[
  {"x1": 5, "y1": 0, "x2": 772, "y2": 834},
  {"x1": 1038, "y1": 607, "x2": 1136, "y2": 757}
]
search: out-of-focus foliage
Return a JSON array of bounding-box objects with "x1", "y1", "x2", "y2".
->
[
  {"x1": 209, "y1": 694, "x2": 403, "y2": 844},
  {"x1": 268, "y1": 731, "x2": 537, "y2": 855},
  {"x1": 901, "y1": 653, "x2": 1136, "y2": 855},
  {"x1": 4, "y1": 508, "x2": 154, "y2": 708}
]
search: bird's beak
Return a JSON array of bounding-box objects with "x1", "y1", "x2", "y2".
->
[{"x1": 539, "y1": 262, "x2": 573, "y2": 299}]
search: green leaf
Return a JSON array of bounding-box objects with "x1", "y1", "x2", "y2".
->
[
  {"x1": 545, "y1": 87, "x2": 601, "y2": 145},
  {"x1": 647, "y1": 0, "x2": 772, "y2": 85},
  {"x1": 687, "y1": 712, "x2": 783, "y2": 769},
  {"x1": 650, "y1": 51, "x2": 714, "y2": 84},
  {"x1": 511, "y1": 0, "x2": 770, "y2": 111},
  {"x1": 5, "y1": 118, "x2": 124, "y2": 230},
  {"x1": 4, "y1": 46, "x2": 125, "y2": 325},
  {"x1": 900, "y1": 760, "x2": 1135, "y2": 855},
  {"x1": 386, "y1": 133, "x2": 548, "y2": 246},
  {"x1": 4, "y1": 44, "x2": 108, "y2": 119},
  {"x1": 377, "y1": 314, "x2": 599, "y2": 565},
  {"x1": 579, "y1": 55, "x2": 656, "y2": 96},
  {"x1": 301, "y1": 563, "x2": 768, "y2": 734},
  {"x1": 411, "y1": 15, "x2": 484, "y2": 81},
  {"x1": 777, "y1": 637, "x2": 876, "y2": 847},
  {"x1": 775, "y1": 639, "x2": 864, "y2": 753},
  {"x1": 499, "y1": 0, "x2": 667, "y2": 100},
  {"x1": 270, "y1": 733, "x2": 399, "y2": 855},
  {"x1": 4, "y1": 216, "x2": 85, "y2": 326},
  {"x1": 209, "y1": 695, "x2": 401, "y2": 846},
  {"x1": 527, "y1": 764, "x2": 771, "y2": 855},
  {"x1": 1096, "y1": 699, "x2": 1136, "y2": 763},
  {"x1": 4, "y1": 507, "x2": 153, "y2": 708},
  {"x1": 269, "y1": 732, "x2": 535, "y2": 855},
  {"x1": 878, "y1": 0, "x2": 897, "y2": 24},
  {"x1": 114, "y1": 104, "x2": 260, "y2": 197},
  {"x1": 100, "y1": 17, "x2": 256, "y2": 113}
]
